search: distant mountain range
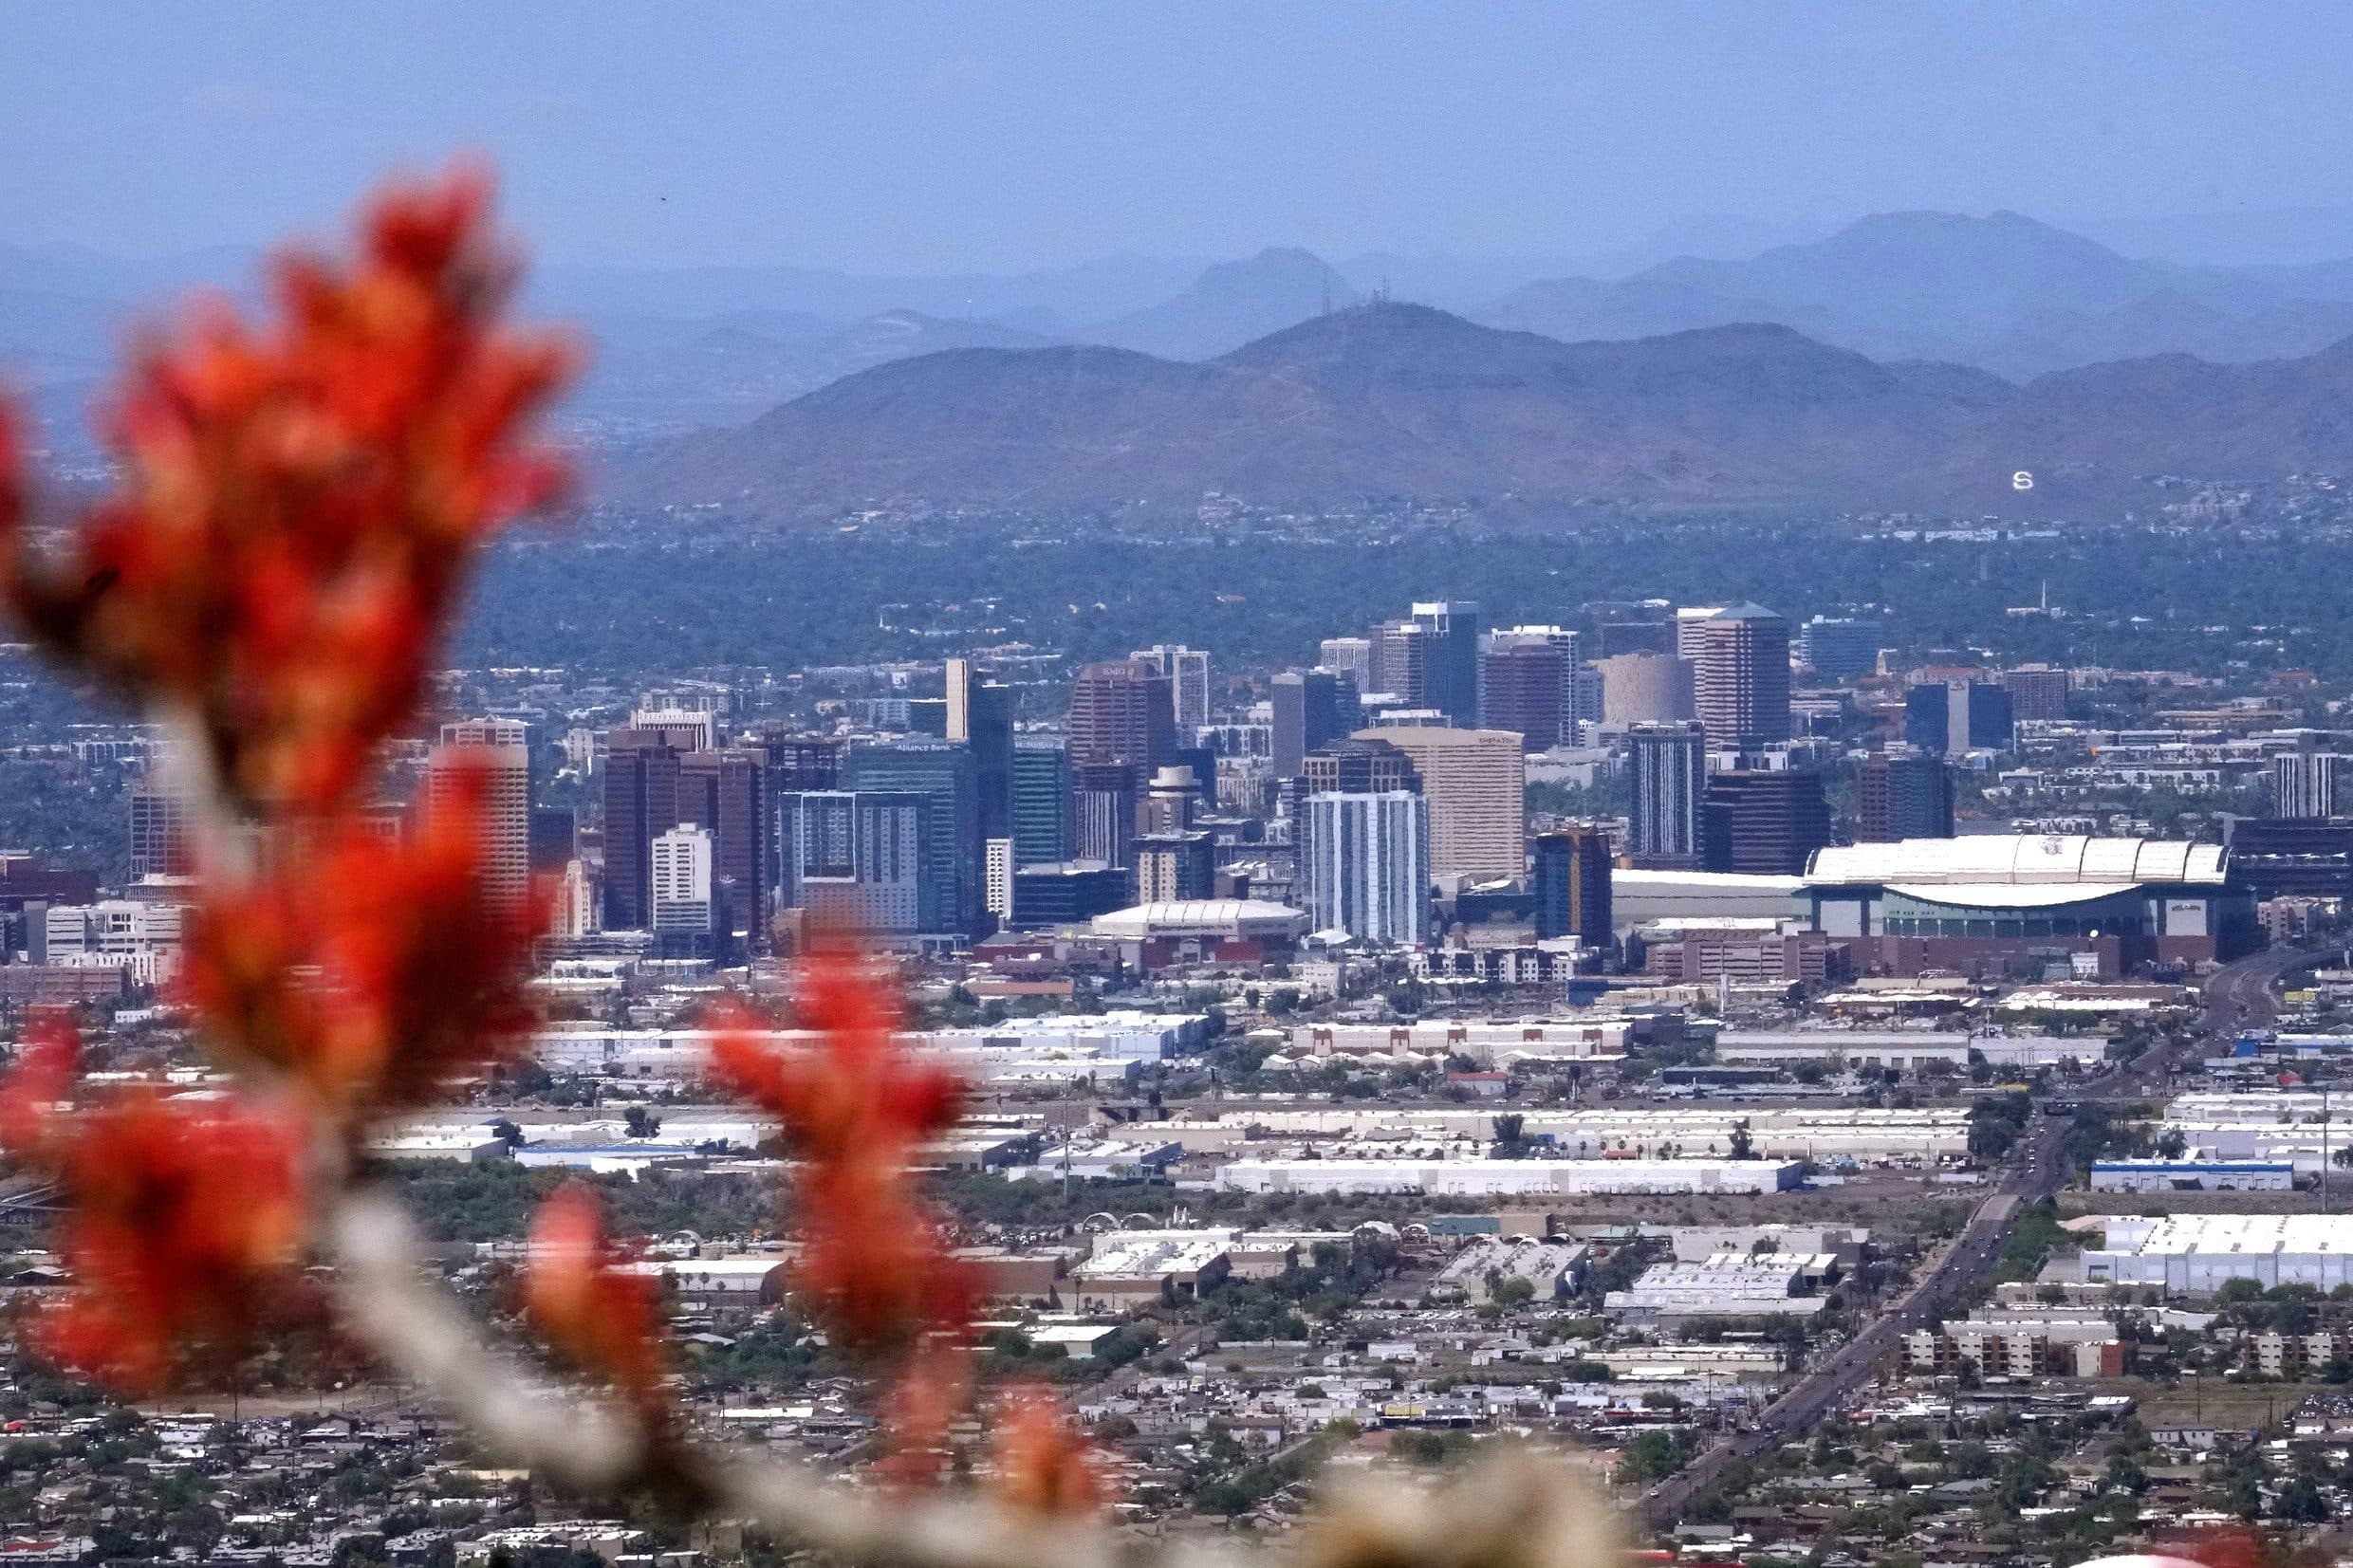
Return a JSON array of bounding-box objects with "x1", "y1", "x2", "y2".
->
[
  {"x1": 21, "y1": 209, "x2": 2353, "y2": 470},
  {"x1": 560, "y1": 211, "x2": 2353, "y2": 436},
  {"x1": 1476, "y1": 211, "x2": 2353, "y2": 371},
  {"x1": 608, "y1": 301, "x2": 2353, "y2": 519}
]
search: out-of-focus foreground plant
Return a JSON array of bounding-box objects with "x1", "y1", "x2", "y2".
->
[{"x1": 0, "y1": 168, "x2": 1606, "y2": 1568}]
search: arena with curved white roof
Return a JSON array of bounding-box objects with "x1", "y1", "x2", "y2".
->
[{"x1": 1804, "y1": 833, "x2": 2254, "y2": 977}]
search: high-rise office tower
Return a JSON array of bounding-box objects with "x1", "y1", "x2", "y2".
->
[
  {"x1": 946, "y1": 657, "x2": 1015, "y2": 843},
  {"x1": 1796, "y1": 617, "x2": 1881, "y2": 681},
  {"x1": 1010, "y1": 740, "x2": 1072, "y2": 867},
  {"x1": 750, "y1": 733, "x2": 843, "y2": 792},
  {"x1": 1319, "y1": 636, "x2": 1374, "y2": 694},
  {"x1": 1675, "y1": 606, "x2": 1727, "y2": 660},
  {"x1": 1304, "y1": 790, "x2": 1431, "y2": 946},
  {"x1": 748, "y1": 733, "x2": 843, "y2": 912},
  {"x1": 650, "y1": 822, "x2": 719, "y2": 956},
  {"x1": 1303, "y1": 736, "x2": 1421, "y2": 796},
  {"x1": 428, "y1": 718, "x2": 532, "y2": 908},
  {"x1": 1628, "y1": 721, "x2": 1707, "y2": 868},
  {"x1": 1855, "y1": 748, "x2": 1955, "y2": 841},
  {"x1": 601, "y1": 729, "x2": 681, "y2": 931},
  {"x1": 779, "y1": 790, "x2": 930, "y2": 935},
  {"x1": 1531, "y1": 823, "x2": 1612, "y2": 943},
  {"x1": 548, "y1": 858, "x2": 598, "y2": 939},
  {"x1": 1270, "y1": 668, "x2": 1356, "y2": 779},
  {"x1": 528, "y1": 806, "x2": 578, "y2": 873},
  {"x1": 627, "y1": 707, "x2": 715, "y2": 753},
  {"x1": 1130, "y1": 645, "x2": 1212, "y2": 731},
  {"x1": 2275, "y1": 752, "x2": 2344, "y2": 820},
  {"x1": 2001, "y1": 665, "x2": 2071, "y2": 723},
  {"x1": 1477, "y1": 639, "x2": 1572, "y2": 752},
  {"x1": 1702, "y1": 769, "x2": 1832, "y2": 876},
  {"x1": 1139, "y1": 766, "x2": 1202, "y2": 837},
  {"x1": 1412, "y1": 601, "x2": 1480, "y2": 725},
  {"x1": 1135, "y1": 832, "x2": 1214, "y2": 903},
  {"x1": 1595, "y1": 653, "x2": 1696, "y2": 726},
  {"x1": 984, "y1": 838, "x2": 1014, "y2": 926},
  {"x1": 1590, "y1": 607, "x2": 1675, "y2": 658},
  {"x1": 1694, "y1": 604, "x2": 1792, "y2": 754},
  {"x1": 1071, "y1": 762, "x2": 1140, "y2": 871},
  {"x1": 843, "y1": 740, "x2": 980, "y2": 936},
  {"x1": 128, "y1": 782, "x2": 190, "y2": 881},
  {"x1": 677, "y1": 748, "x2": 771, "y2": 950},
  {"x1": 1068, "y1": 659, "x2": 1176, "y2": 770},
  {"x1": 1353, "y1": 726, "x2": 1524, "y2": 882},
  {"x1": 1903, "y1": 680, "x2": 2013, "y2": 755},
  {"x1": 1369, "y1": 620, "x2": 1427, "y2": 705}
]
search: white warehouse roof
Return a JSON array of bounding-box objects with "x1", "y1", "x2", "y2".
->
[{"x1": 1807, "y1": 835, "x2": 2227, "y2": 888}]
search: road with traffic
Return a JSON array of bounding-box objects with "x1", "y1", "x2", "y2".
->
[{"x1": 1635, "y1": 943, "x2": 2316, "y2": 1529}]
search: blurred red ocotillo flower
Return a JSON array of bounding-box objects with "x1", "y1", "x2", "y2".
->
[
  {"x1": 180, "y1": 756, "x2": 546, "y2": 1114},
  {"x1": 709, "y1": 952, "x2": 975, "y2": 1356},
  {"x1": 991, "y1": 1382, "x2": 1110, "y2": 1517},
  {"x1": 523, "y1": 1182, "x2": 667, "y2": 1410},
  {"x1": 0, "y1": 167, "x2": 577, "y2": 815},
  {"x1": 0, "y1": 1015, "x2": 306, "y2": 1390}
]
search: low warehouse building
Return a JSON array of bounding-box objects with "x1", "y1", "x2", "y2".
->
[
  {"x1": 1068, "y1": 1229, "x2": 1236, "y2": 1311},
  {"x1": 1605, "y1": 1253, "x2": 1835, "y2": 1322},
  {"x1": 2083, "y1": 1213, "x2": 2353, "y2": 1292},
  {"x1": 1216, "y1": 1157, "x2": 1802, "y2": 1197},
  {"x1": 2091, "y1": 1158, "x2": 2295, "y2": 1193}
]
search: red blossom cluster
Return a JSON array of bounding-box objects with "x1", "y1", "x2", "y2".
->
[
  {"x1": 989, "y1": 1383, "x2": 1109, "y2": 1518},
  {"x1": 0, "y1": 169, "x2": 574, "y2": 815},
  {"x1": 0, "y1": 171, "x2": 571, "y2": 1389},
  {"x1": 0, "y1": 1017, "x2": 306, "y2": 1389},
  {"x1": 181, "y1": 758, "x2": 546, "y2": 1116},
  {"x1": 708, "y1": 950, "x2": 974, "y2": 1356},
  {"x1": 0, "y1": 166, "x2": 1111, "y2": 1522},
  {"x1": 523, "y1": 1182, "x2": 669, "y2": 1411}
]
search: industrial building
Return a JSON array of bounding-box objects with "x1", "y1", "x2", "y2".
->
[
  {"x1": 2089, "y1": 1158, "x2": 2295, "y2": 1192},
  {"x1": 1604, "y1": 1252, "x2": 1835, "y2": 1323},
  {"x1": 1216, "y1": 1157, "x2": 1803, "y2": 1196},
  {"x1": 1068, "y1": 1232, "x2": 1233, "y2": 1312},
  {"x1": 1152, "y1": 1104, "x2": 1967, "y2": 1162},
  {"x1": 2082, "y1": 1214, "x2": 2353, "y2": 1293}
]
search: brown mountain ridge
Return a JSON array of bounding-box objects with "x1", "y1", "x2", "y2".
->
[{"x1": 610, "y1": 302, "x2": 2353, "y2": 520}]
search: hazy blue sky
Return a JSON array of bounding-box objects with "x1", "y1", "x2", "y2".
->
[{"x1": 8, "y1": 2, "x2": 2352, "y2": 271}]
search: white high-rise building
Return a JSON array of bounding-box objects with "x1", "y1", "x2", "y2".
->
[
  {"x1": 1319, "y1": 636, "x2": 1374, "y2": 695},
  {"x1": 1304, "y1": 791, "x2": 1431, "y2": 946},
  {"x1": 1629, "y1": 722, "x2": 1707, "y2": 868},
  {"x1": 428, "y1": 718, "x2": 531, "y2": 907},
  {"x1": 1675, "y1": 606, "x2": 1726, "y2": 660},
  {"x1": 2274, "y1": 752, "x2": 2343, "y2": 820},
  {"x1": 549, "y1": 858, "x2": 599, "y2": 938},
  {"x1": 43, "y1": 900, "x2": 189, "y2": 986},
  {"x1": 627, "y1": 707, "x2": 715, "y2": 753},
  {"x1": 1132, "y1": 645, "x2": 1213, "y2": 730},
  {"x1": 782, "y1": 791, "x2": 930, "y2": 935},
  {"x1": 650, "y1": 823, "x2": 716, "y2": 945},
  {"x1": 985, "y1": 838, "x2": 1015, "y2": 924}
]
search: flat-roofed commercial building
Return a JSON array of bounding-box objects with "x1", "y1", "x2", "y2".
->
[
  {"x1": 2083, "y1": 1213, "x2": 2353, "y2": 1293},
  {"x1": 1217, "y1": 1157, "x2": 1801, "y2": 1196}
]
